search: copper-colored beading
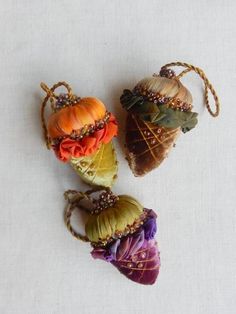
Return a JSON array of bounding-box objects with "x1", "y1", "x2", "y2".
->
[{"x1": 134, "y1": 85, "x2": 193, "y2": 112}]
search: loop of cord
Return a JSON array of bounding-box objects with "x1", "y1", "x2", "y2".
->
[
  {"x1": 40, "y1": 81, "x2": 73, "y2": 149},
  {"x1": 161, "y1": 62, "x2": 220, "y2": 117},
  {"x1": 64, "y1": 191, "x2": 91, "y2": 242},
  {"x1": 64, "y1": 187, "x2": 111, "y2": 242}
]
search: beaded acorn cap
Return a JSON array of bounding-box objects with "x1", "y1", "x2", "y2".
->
[
  {"x1": 85, "y1": 194, "x2": 146, "y2": 245},
  {"x1": 134, "y1": 74, "x2": 193, "y2": 112},
  {"x1": 120, "y1": 62, "x2": 220, "y2": 176}
]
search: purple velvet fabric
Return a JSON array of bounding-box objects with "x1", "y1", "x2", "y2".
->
[
  {"x1": 112, "y1": 238, "x2": 160, "y2": 285},
  {"x1": 91, "y1": 248, "x2": 113, "y2": 262},
  {"x1": 142, "y1": 209, "x2": 157, "y2": 240},
  {"x1": 91, "y1": 209, "x2": 160, "y2": 285}
]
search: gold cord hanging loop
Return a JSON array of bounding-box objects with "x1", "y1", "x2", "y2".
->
[
  {"x1": 64, "y1": 187, "x2": 110, "y2": 242},
  {"x1": 40, "y1": 81, "x2": 74, "y2": 149},
  {"x1": 64, "y1": 190, "x2": 91, "y2": 243},
  {"x1": 161, "y1": 62, "x2": 220, "y2": 117},
  {"x1": 176, "y1": 68, "x2": 192, "y2": 79}
]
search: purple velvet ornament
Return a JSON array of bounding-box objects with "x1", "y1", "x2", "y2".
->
[{"x1": 91, "y1": 209, "x2": 160, "y2": 285}]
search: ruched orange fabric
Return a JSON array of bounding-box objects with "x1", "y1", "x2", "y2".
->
[{"x1": 54, "y1": 114, "x2": 118, "y2": 162}]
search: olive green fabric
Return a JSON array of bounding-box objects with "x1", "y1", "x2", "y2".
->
[
  {"x1": 152, "y1": 104, "x2": 198, "y2": 133},
  {"x1": 120, "y1": 89, "x2": 198, "y2": 133},
  {"x1": 120, "y1": 89, "x2": 143, "y2": 110},
  {"x1": 70, "y1": 142, "x2": 118, "y2": 188},
  {"x1": 85, "y1": 195, "x2": 143, "y2": 243}
]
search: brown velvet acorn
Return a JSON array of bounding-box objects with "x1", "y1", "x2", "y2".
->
[{"x1": 120, "y1": 62, "x2": 220, "y2": 176}]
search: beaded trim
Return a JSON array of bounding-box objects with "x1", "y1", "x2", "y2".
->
[
  {"x1": 91, "y1": 190, "x2": 119, "y2": 214},
  {"x1": 54, "y1": 93, "x2": 81, "y2": 111},
  {"x1": 51, "y1": 111, "x2": 111, "y2": 146},
  {"x1": 159, "y1": 68, "x2": 176, "y2": 79},
  {"x1": 133, "y1": 86, "x2": 192, "y2": 112},
  {"x1": 91, "y1": 210, "x2": 148, "y2": 247}
]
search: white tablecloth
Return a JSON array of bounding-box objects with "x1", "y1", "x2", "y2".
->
[{"x1": 0, "y1": 1, "x2": 235, "y2": 313}]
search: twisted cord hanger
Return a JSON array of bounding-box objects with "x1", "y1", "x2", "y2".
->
[
  {"x1": 64, "y1": 187, "x2": 110, "y2": 242},
  {"x1": 161, "y1": 62, "x2": 220, "y2": 117},
  {"x1": 40, "y1": 81, "x2": 73, "y2": 148},
  {"x1": 64, "y1": 190, "x2": 91, "y2": 243}
]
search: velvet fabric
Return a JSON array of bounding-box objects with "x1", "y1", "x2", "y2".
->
[{"x1": 91, "y1": 209, "x2": 160, "y2": 285}]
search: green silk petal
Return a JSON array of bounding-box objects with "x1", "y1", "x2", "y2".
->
[
  {"x1": 154, "y1": 105, "x2": 198, "y2": 132},
  {"x1": 70, "y1": 142, "x2": 118, "y2": 188}
]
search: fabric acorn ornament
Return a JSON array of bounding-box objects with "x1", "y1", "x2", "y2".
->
[
  {"x1": 120, "y1": 62, "x2": 220, "y2": 176},
  {"x1": 64, "y1": 188, "x2": 160, "y2": 285},
  {"x1": 40, "y1": 82, "x2": 118, "y2": 187}
]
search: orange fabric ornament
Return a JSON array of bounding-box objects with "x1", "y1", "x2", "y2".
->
[
  {"x1": 40, "y1": 81, "x2": 118, "y2": 188},
  {"x1": 40, "y1": 82, "x2": 118, "y2": 161}
]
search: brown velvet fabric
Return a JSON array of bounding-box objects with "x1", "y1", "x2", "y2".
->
[{"x1": 125, "y1": 114, "x2": 180, "y2": 176}]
